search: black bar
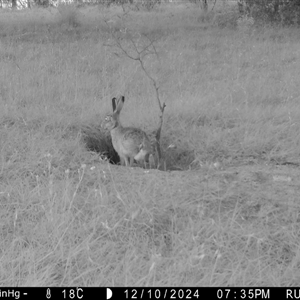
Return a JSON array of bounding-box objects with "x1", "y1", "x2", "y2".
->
[{"x1": 0, "y1": 287, "x2": 297, "y2": 299}]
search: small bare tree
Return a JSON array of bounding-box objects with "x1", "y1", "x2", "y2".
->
[{"x1": 106, "y1": 26, "x2": 166, "y2": 167}]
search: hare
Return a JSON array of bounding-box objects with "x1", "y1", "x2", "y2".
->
[{"x1": 102, "y1": 96, "x2": 153, "y2": 167}]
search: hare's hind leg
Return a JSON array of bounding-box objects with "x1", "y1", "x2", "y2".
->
[
  {"x1": 129, "y1": 157, "x2": 134, "y2": 167},
  {"x1": 143, "y1": 153, "x2": 156, "y2": 169},
  {"x1": 119, "y1": 156, "x2": 125, "y2": 166},
  {"x1": 142, "y1": 153, "x2": 150, "y2": 169},
  {"x1": 123, "y1": 156, "x2": 130, "y2": 167},
  {"x1": 148, "y1": 154, "x2": 156, "y2": 169}
]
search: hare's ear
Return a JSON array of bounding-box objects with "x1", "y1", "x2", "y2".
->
[
  {"x1": 112, "y1": 97, "x2": 117, "y2": 112},
  {"x1": 115, "y1": 95, "x2": 125, "y2": 115}
]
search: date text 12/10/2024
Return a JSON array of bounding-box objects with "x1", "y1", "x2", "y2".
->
[{"x1": 122, "y1": 288, "x2": 300, "y2": 300}]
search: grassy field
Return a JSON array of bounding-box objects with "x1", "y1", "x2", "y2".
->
[{"x1": 1, "y1": 2, "x2": 300, "y2": 286}]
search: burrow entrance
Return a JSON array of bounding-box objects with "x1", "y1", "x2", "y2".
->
[{"x1": 81, "y1": 123, "x2": 195, "y2": 171}]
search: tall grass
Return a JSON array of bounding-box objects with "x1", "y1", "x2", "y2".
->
[{"x1": 1, "y1": 3, "x2": 300, "y2": 286}]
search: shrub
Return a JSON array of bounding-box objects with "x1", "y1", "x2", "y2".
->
[
  {"x1": 57, "y1": 3, "x2": 81, "y2": 28},
  {"x1": 239, "y1": 0, "x2": 300, "y2": 25}
]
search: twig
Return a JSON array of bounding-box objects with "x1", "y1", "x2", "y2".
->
[{"x1": 211, "y1": 0, "x2": 218, "y2": 11}]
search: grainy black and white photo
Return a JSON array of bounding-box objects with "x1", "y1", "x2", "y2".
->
[{"x1": 1, "y1": 0, "x2": 300, "y2": 288}]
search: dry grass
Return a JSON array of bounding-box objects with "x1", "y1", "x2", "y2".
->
[{"x1": 1, "y1": 2, "x2": 300, "y2": 286}]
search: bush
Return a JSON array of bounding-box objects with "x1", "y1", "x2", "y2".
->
[
  {"x1": 57, "y1": 3, "x2": 81, "y2": 28},
  {"x1": 133, "y1": 0, "x2": 161, "y2": 11},
  {"x1": 239, "y1": 0, "x2": 300, "y2": 25}
]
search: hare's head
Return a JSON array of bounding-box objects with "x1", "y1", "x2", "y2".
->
[
  {"x1": 102, "y1": 96, "x2": 125, "y2": 131},
  {"x1": 102, "y1": 114, "x2": 117, "y2": 131}
]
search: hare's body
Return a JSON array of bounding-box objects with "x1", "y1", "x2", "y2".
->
[
  {"x1": 110, "y1": 125, "x2": 152, "y2": 166},
  {"x1": 103, "y1": 96, "x2": 152, "y2": 167}
]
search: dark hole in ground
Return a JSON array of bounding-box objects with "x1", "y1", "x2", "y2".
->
[
  {"x1": 81, "y1": 124, "x2": 196, "y2": 171},
  {"x1": 81, "y1": 124, "x2": 120, "y2": 165}
]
